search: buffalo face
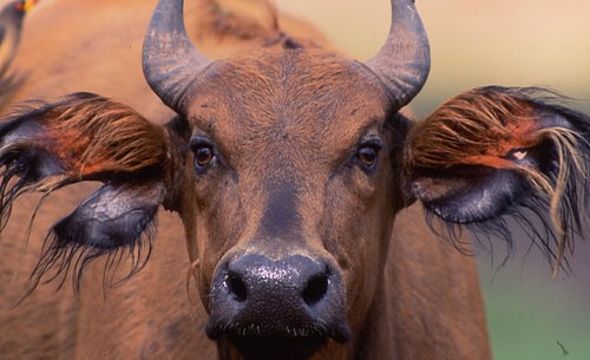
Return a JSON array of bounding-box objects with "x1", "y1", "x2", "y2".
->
[{"x1": 179, "y1": 50, "x2": 405, "y2": 357}]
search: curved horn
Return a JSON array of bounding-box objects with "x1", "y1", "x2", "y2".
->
[
  {"x1": 366, "y1": 0, "x2": 430, "y2": 109},
  {"x1": 142, "y1": 0, "x2": 211, "y2": 112}
]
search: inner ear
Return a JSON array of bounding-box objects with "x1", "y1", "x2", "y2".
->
[{"x1": 411, "y1": 165, "x2": 527, "y2": 223}]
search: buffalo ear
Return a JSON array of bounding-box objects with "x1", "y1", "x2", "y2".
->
[
  {"x1": 0, "y1": 93, "x2": 186, "y2": 291},
  {"x1": 404, "y1": 86, "x2": 590, "y2": 273}
]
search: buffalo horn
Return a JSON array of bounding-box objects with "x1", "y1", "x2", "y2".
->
[
  {"x1": 142, "y1": 0, "x2": 211, "y2": 113},
  {"x1": 366, "y1": 0, "x2": 431, "y2": 109}
]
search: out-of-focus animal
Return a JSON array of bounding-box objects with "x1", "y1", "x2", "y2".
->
[
  {"x1": 0, "y1": 0, "x2": 36, "y2": 98},
  {"x1": 0, "y1": 0, "x2": 587, "y2": 359},
  {"x1": 0, "y1": 1, "x2": 29, "y2": 77}
]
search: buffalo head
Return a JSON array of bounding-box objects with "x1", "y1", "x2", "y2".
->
[{"x1": 141, "y1": 0, "x2": 429, "y2": 356}]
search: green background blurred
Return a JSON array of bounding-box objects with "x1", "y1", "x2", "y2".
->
[{"x1": 276, "y1": 1, "x2": 590, "y2": 359}]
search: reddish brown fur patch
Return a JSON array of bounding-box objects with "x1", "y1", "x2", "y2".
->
[
  {"x1": 406, "y1": 88, "x2": 541, "y2": 171},
  {"x1": 33, "y1": 94, "x2": 168, "y2": 179}
]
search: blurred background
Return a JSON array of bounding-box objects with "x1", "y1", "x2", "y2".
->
[{"x1": 276, "y1": 0, "x2": 590, "y2": 358}]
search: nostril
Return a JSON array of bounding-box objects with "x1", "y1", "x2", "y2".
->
[
  {"x1": 302, "y1": 274, "x2": 329, "y2": 306},
  {"x1": 225, "y1": 273, "x2": 247, "y2": 303}
]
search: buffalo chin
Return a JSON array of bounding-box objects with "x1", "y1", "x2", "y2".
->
[
  {"x1": 229, "y1": 334, "x2": 327, "y2": 360},
  {"x1": 207, "y1": 319, "x2": 351, "y2": 359}
]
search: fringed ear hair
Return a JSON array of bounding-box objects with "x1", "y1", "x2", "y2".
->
[
  {"x1": 404, "y1": 86, "x2": 590, "y2": 275},
  {"x1": 0, "y1": 93, "x2": 187, "y2": 294}
]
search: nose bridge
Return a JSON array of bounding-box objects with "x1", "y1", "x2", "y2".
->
[
  {"x1": 230, "y1": 142, "x2": 329, "y2": 261},
  {"x1": 257, "y1": 178, "x2": 302, "y2": 242},
  {"x1": 240, "y1": 177, "x2": 329, "y2": 260}
]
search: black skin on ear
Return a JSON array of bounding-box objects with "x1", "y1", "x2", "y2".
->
[
  {"x1": 405, "y1": 86, "x2": 590, "y2": 273},
  {"x1": 31, "y1": 179, "x2": 165, "y2": 293}
]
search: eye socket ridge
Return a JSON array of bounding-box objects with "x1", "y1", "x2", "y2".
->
[
  {"x1": 355, "y1": 138, "x2": 382, "y2": 172},
  {"x1": 190, "y1": 136, "x2": 217, "y2": 174}
]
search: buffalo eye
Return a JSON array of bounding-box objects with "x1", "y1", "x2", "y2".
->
[
  {"x1": 356, "y1": 141, "x2": 382, "y2": 171},
  {"x1": 191, "y1": 138, "x2": 216, "y2": 174},
  {"x1": 196, "y1": 146, "x2": 214, "y2": 165}
]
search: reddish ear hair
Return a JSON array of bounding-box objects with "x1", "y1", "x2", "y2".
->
[
  {"x1": 3, "y1": 93, "x2": 167, "y2": 175},
  {"x1": 405, "y1": 86, "x2": 590, "y2": 274},
  {"x1": 0, "y1": 93, "x2": 188, "y2": 293}
]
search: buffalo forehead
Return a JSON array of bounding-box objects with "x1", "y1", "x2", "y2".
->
[{"x1": 189, "y1": 48, "x2": 388, "y2": 164}]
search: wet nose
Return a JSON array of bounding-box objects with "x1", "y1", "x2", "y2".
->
[
  {"x1": 226, "y1": 254, "x2": 331, "y2": 308},
  {"x1": 206, "y1": 254, "x2": 350, "y2": 342}
]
